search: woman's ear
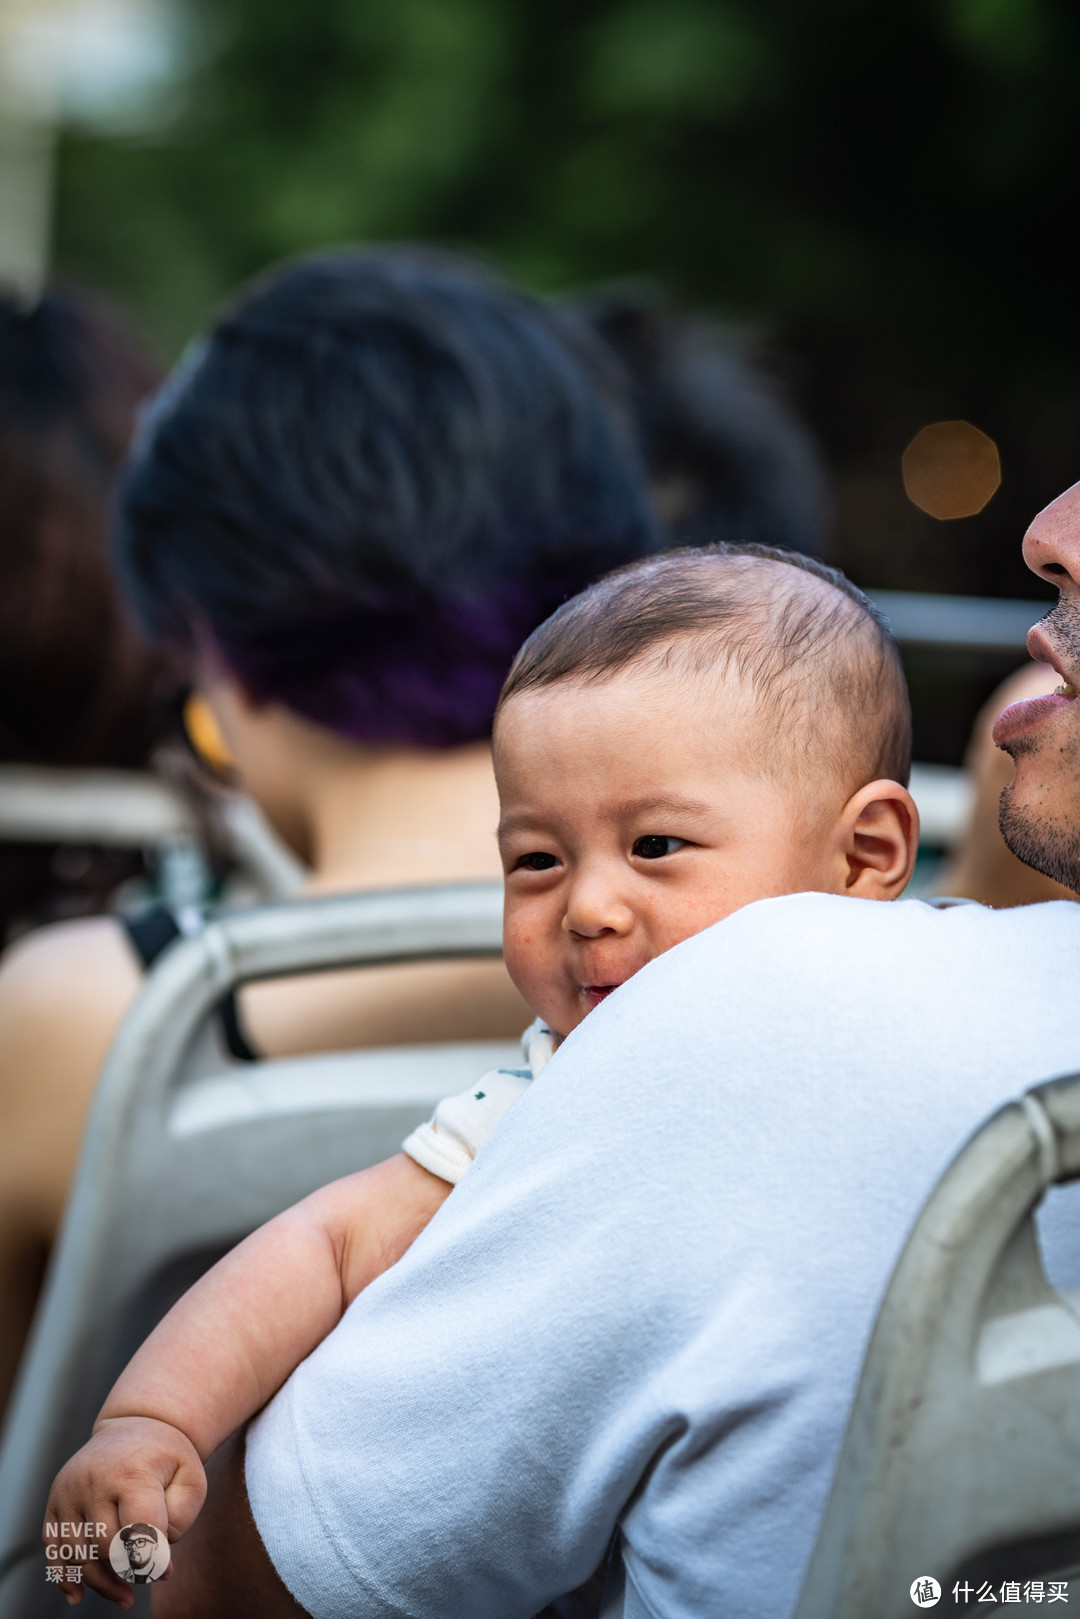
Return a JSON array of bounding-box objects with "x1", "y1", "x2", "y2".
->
[{"x1": 840, "y1": 780, "x2": 920, "y2": 899}]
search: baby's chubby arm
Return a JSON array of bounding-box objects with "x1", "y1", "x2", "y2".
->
[{"x1": 44, "y1": 1153, "x2": 451, "y2": 1608}]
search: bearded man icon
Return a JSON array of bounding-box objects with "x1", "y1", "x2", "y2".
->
[{"x1": 110, "y1": 1523, "x2": 168, "y2": 1584}]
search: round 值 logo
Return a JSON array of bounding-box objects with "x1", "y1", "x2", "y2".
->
[
  {"x1": 108, "y1": 1524, "x2": 170, "y2": 1585},
  {"x1": 910, "y1": 1575, "x2": 941, "y2": 1607}
]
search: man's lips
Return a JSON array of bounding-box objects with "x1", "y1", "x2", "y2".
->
[
  {"x1": 993, "y1": 689, "x2": 1077, "y2": 747},
  {"x1": 991, "y1": 637, "x2": 1077, "y2": 747},
  {"x1": 1027, "y1": 624, "x2": 1066, "y2": 676}
]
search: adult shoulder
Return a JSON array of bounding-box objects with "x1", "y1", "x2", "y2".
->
[
  {"x1": 0, "y1": 914, "x2": 142, "y2": 1039},
  {"x1": 675, "y1": 890, "x2": 1080, "y2": 986},
  {"x1": 0, "y1": 917, "x2": 142, "y2": 1223},
  {"x1": 243, "y1": 889, "x2": 1080, "y2": 1619}
]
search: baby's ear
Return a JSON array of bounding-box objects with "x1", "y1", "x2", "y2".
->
[{"x1": 842, "y1": 780, "x2": 920, "y2": 899}]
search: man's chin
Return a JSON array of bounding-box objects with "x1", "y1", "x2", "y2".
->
[{"x1": 999, "y1": 783, "x2": 1080, "y2": 896}]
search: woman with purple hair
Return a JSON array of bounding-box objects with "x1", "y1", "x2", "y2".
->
[{"x1": 0, "y1": 246, "x2": 660, "y2": 1407}]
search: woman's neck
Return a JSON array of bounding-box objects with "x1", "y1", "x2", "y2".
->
[{"x1": 300, "y1": 741, "x2": 503, "y2": 894}]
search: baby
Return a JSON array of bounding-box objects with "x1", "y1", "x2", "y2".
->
[{"x1": 44, "y1": 543, "x2": 917, "y2": 1608}]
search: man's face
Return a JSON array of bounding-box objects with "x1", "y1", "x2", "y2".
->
[
  {"x1": 494, "y1": 663, "x2": 844, "y2": 1039},
  {"x1": 127, "y1": 1534, "x2": 154, "y2": 1571},
  {"x1": 994, "y1": 480, "x2": 1080, "y2": 893}
]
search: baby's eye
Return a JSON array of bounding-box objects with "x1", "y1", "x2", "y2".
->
[
  {"x1": 515, "y1": 851, "x2": 560, "y2": 872},
  {"x1": 632, "y1": 835, "x2": 687, "y2": 860}
]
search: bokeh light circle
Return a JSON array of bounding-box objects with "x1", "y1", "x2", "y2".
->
[{"x1": 902, "y1": 420, "x2": 1001, "y2": 520}]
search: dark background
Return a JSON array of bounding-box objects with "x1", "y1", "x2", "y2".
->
[{"x1": 52, "y1": 0, "x2": 1080, "y2": 757}]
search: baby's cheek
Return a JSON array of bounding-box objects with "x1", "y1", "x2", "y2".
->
[
  {"x1": 504, "y1": 915, "x2": 573, "y2": 1031},
  {"x1": 502, "y1": 913, "x2": 541, "y2": 997},
  {"x1": 655, "y1": 893, "x2": 739, "y2": 955}
]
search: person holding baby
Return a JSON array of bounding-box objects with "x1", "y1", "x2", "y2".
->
[
  {"x1": 45, "y1": 530, "x2": 1073, "y2": 1618},
  {"x1": 44, "y1": 472, "x2": 1080, "y2": 1612}
]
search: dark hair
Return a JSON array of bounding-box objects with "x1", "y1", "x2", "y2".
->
[
  {"x1": 499, "y1": 543, "x2": 912, "y2": 789},
  {"x1": 568, "y1": 291, "x2": 830, "y2": 556},
  {"x1": 0, "y1": 284, "x2": 164, "y2": 944},
  {"x1": 0, "y1": 285, "x2": 161, "y2": 765},
  {"x1": 115, "y1": 248, "x2": 660, "y2": 749}
]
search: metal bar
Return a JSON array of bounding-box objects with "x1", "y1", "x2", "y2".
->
[
  {"x1": 0, "y1": 883, "x2": 506, "y2": 1604},
  {"x1": 867, "y1": 591, "x2": 1049, "y2": 653},
  {"x1": 0, "y1": 765, "x2": 192, "y2": 845}
]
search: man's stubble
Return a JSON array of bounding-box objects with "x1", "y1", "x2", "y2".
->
[
  {"x1": 999, "y1": 781, "x2": 1080, "y2": 894},
  {"x1": 998, "y1": 601, "x2": 1080, "y2": 896}
]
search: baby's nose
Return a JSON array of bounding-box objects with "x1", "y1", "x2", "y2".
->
[{"x1": 563, "y1": 875, "x2": 634, "y2": 937}]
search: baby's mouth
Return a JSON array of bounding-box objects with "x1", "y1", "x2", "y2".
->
[{"x1": 581, "y1": 984, "x2": 619, "y2": 1009}]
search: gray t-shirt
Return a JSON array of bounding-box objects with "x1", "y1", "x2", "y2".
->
[{"x1": 246, "y1": 893, "x2": 1080, "y2": 1618}]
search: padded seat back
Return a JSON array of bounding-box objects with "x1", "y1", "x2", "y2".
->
[
  {"x1": 794, "y1": 1073, "x2": 1080, "y2": 1618},
  {"x1": 0, "y1": 882, "x2": 512, "y2": 1617}
]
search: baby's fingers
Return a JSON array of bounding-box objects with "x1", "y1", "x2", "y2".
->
[
  {"x1": 162, "y1": 1461, "x2": 208, "y2": 1540},
  {"x1": 45, "y1": 1419, "x2": 205, "y2": 1606},
  {"x1": 45, "y1": 1485, "x2": 169, "y2": 1608}
]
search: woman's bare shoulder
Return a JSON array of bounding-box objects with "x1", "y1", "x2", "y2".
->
[
  {"x1": 0, "y1": 916, "x2": 142, "y2": 1051},
  {"x1": 0, "y1": 918, "x2": 144, "y2": 1233}
]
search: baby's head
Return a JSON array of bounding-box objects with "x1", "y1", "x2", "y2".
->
[{"x1": 493, "y1": 544, "x2": 916, "y2": 1038}]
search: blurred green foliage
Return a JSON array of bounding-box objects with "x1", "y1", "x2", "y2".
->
[{"x1": 53, "y1": 0, "x2": 1080, "y2": 611}]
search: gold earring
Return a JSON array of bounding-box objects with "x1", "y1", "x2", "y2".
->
[{"x1": 182, "y1": 693, "x2": 236, "y2": 777}]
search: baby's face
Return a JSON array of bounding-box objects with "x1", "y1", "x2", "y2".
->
[{"x1": 495, "y1": 663, "x2": 844, "y2": 1039}]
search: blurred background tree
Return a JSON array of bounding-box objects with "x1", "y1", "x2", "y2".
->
[{"x1": 48, "y1": 0, "x2": 1080, "y2": 752}]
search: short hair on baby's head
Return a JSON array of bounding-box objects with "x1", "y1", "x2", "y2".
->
[{"x1": 497, "y1": 544, "x2": 911, "y2": 793}]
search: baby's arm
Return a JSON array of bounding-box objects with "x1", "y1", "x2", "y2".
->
[{"x1": 45, "y1": 1153, "x2": 450, "y2": 1608}]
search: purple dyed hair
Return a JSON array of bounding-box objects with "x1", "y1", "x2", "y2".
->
[{"x1": 115, "y1": 249, "x2": 660, "y2": 747}]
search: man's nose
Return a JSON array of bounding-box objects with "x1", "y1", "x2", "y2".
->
[
  {"x1": 1023, "y1": 480, "x2": 1080, "y2": 589},
  {"x1": 562, "y1": 870, "x2": 634, "y2": 938}
]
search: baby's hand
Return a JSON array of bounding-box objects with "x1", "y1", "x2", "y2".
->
[{"x1": 44, "y1": 1416, "x2": 206, "y2": 1608}]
